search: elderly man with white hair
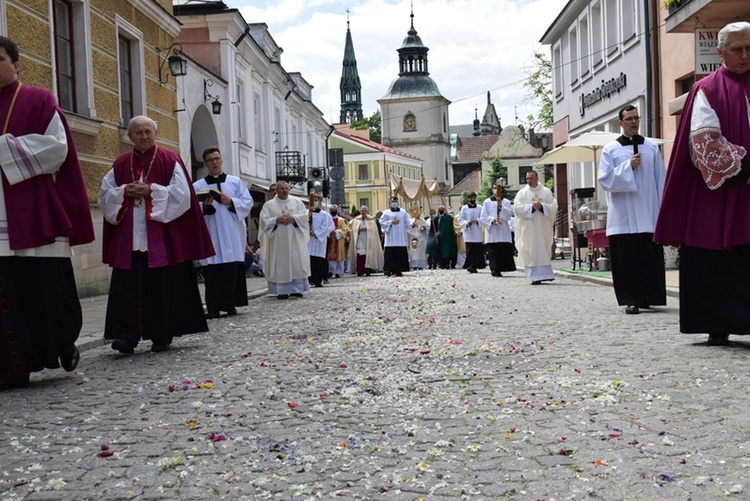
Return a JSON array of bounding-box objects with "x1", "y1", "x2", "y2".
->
[{"x1": 99, "y1": 115, "x2": 214, "y2": 354}]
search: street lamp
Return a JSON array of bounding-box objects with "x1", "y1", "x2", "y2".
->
[
  {"x1": 203, "y1": 78, "x2": 223, "y2": 115},
  {"x1": 156, "y1": 43, "x2": 187, "y2": 85}
]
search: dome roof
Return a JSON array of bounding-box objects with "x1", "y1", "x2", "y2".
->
[{"x1": 380, "y1": 74, "x2": 444, "y2": 100}]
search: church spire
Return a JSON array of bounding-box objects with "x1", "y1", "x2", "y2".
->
[{"x1": 339, "y1": 10, "x2": 363, "y2": 123}]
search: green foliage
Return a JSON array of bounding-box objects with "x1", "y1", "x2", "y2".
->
[
  {"x1": 459, "y1": 190, "x2": 471, "y2": 206},
  {"x1": 478, "y1": 157, "x2": 516, "y2": 203},
  {"x1": 522, "y1": 51, "x2": 553, "y2": 130},
  {"x1": 545, "y1": 177, "x2": 555, "y2": 193},
  {"x1": 350, "y1": 110, "x2": 382, "y2": 143},
  {"x1": 662, "y1": 0, "x2": 681, "y2": 8}
]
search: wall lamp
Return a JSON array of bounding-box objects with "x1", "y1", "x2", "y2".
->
[
  {"x1": 203, "y1": 79, "x2": 223, "y2": 115},
  {"x1": 156, "y1": 43, "x2": 187, "y2": 85}
]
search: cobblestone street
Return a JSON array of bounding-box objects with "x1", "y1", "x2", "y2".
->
[{"x1": 2, "y1": 268, "x2": 749, "y2": 500}]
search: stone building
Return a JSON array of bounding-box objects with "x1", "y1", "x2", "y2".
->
[
  {"x1": 378, "y1": 10, "x2": 451, "y2": 197},
  {"x1": 0, "y1": 0, "x2": 183, "y2": 297}
]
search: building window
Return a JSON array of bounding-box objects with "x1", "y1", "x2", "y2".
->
[
  {"x1": 605, "y1": 0, "x2": 619, "y2": 57},
  {"x1": 591, "y1": 0, "x2": 603, "y2": 68},
  {"x1": 359, "y1": 198, "x2": 369, "y2": 209},
  {"x1": 579, "y1": 13, "x2": 590, "y2": 79},
  {"x1": 519, "y1": 166, "x2": 533, "y2": 185},
  {"x1": 254, "y1": 91, "x2": 263, "y2": 151},
  {"x1": 53, "y1": 0, "x2": 75, "y2": 111},
  {"x1": 118, "y1": 36, "x2": 133, "y2": 124},
  {"x1": 116, "y1": 18, "x2": 144, "y2": 127},
  {"x1": 358, "y1": 164, "x2": 368, "y2": 180},
  {"x1": 568, "y1": 25, "x2": 579, "y2": 88},
  {"x1": 553, "y1": 42, "x2": 563, "y2": 98},
  {"x1": 679, "y1": 74, "x2": 695, "y2": 95},
  {"x1": 622, "y1": 0, "x2": 637, "y2": 43}
]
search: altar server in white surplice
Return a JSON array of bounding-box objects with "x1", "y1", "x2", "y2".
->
[
  {"x1": 458, "y1": 191, "x2": 485, "y2": 274},
  {"x1": 480, "y1": 181, "x2": 516, "y2": 277},
  {"x1": 194, "y1": 147, "x2": 254, "y2": 319},
  {"x1": 598, "y1": 105, "x2": 666, "y2": 315},
  {"x1": 379, "y1": 196, "x2": 413, "y2": 277},
  {"x1": 308, "y1": 194, "x2": 335, "y2": 287}
]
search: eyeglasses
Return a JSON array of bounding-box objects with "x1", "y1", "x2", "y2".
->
[
  {"x1": 205, "y1": 156, "x2": 222, "y2": 163},
  {"x1": 621, "y1": 116, "x2": 640, "y2": 123}
]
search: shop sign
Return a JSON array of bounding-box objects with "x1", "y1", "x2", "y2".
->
[
  {"x1": 578, "y1": 72, "x2": 627, "y2": 117},
  {"x1": 695, "y1": 29, "x2": 721, "y2": 78}
]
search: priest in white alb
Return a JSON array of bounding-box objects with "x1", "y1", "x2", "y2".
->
[
  {"x1": 308, "y1": 194, "x2": 334, "y2": 287},
  {"x1": 259, "y1": 181, "x2": 310, "y2": 299},
  {"x1": 514, "y1": 170, "x2": 557, "y2": 284}
]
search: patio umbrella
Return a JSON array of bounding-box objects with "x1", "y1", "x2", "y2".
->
[{"x1": 533, "y1": 130, "x2": 672, "y2": 167}]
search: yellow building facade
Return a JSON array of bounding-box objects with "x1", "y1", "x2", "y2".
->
[{"x1": 2, "y1": 0, "x2": 182, "y2": 296}]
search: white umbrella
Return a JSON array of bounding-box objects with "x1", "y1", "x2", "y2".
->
[{"x1": 533, "y1": 130, "x2": 671, "y2": 166}]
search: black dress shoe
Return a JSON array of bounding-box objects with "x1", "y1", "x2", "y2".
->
[
  {"x1": 205, "y1": 311, "x2": 220, "y2": 319},
  {"x1": 625, "y1": 305, "x2": 640, "y2": 315},
  {"x1": 0, "y1": 373, "x2": 30, "y2": 391},
  {"x1": 227, "y1": 308, "x2": 238, "y2": 316},
  {"x1": 290, "y1": 292, "x2": 304, "y2": 298},
  {"x1": 151, "y1": 343, "x2": 171, "y2": 352},
  {"x1": 111, "y1": 339, "x2": 135, "y2": 354},
  {"x1": 707, "y1": 334, "x2": 730, "y2": 346},
  {"x1": 59, "y1": 344, "x2": 80, "y2": 372},
  {"x1": 395, "y1": 272, "x2": 403, "y2": 277},
  {"x1": 531, "y1": 280, "x2": 542, "y2": 285},
  {"x1": 277, "y1": 294, "x2": 289, "y2": 300}
]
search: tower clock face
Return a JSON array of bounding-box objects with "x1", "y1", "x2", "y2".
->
[{"x1": 404, "y1": 116, "x2": 417, "y2": 132}]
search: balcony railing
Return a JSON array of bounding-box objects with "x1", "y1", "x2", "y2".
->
[{"x1": 275, "y1": 150, "x2": 306, "y2": 186}]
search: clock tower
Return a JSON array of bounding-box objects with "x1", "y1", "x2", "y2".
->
[{"x1": 378, "y1": 8, "x2": 451, "y2": 190}]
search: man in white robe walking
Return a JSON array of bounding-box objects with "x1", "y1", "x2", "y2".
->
[
  {"x1": 259, "y1": 181, "x2": 310, "y2": 299},
  {"x1": 514, "y1": 170, "x2": 557, "y2": 284},
  {"x1": 599, "y1": 105, "x2": 667, "y2": 315},
  {"x1": 348, "y1": 206, "x2": 383, "y2": 276}
]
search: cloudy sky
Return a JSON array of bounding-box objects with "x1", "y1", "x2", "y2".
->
[{"x1": 227, "y1": 0, "x2": 562, "y2": 129}]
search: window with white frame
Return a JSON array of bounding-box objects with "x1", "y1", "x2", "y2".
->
[
  {"x1": 254, "y1": 91, "x2": 263, "y2": 151},
  {"x1": 605, "y1": 0, "x2": 619, "y2": 57},
  {"x1": 52, "y1": 0, "x2": 92, "y2": 115},
  {"x1": 591, "y1": 0, "x2": 603, "y2": 68},
  {"x1": 622, "y1": 0, "x2": 637, "y2": 43},
  {"x1": 579, "y1": 13, "x2": 590, "y2": 79},
  {"x1": 53, "y1": 0, "x2": 75, "y2": 111},
  {"x1": 568, "y1": 25, "x2": 579, "y2": 88},
  {"x1": 553, "y1": 42, "x2": 563, "y2": 99},
  {"x1": 358, "y1": 164, "x2": 368, "y2": 180},
  {"x1": 116, "y1": 19, "x2": 144, "y2": 127},
  {"x1": 237, "y1": 79, "x2": 247, "y2": 143}
]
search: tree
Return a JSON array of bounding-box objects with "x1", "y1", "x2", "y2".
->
[
  {"x1": 478, "y1": 157, "x2": 515, "y2": 203},
  {"x1": 350, "y1": 110, "x2": 381, "y2": 143},
  {"x1": 522, "y1": 51, "x2": 553, "y2": 131}
]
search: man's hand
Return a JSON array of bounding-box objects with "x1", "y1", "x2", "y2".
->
[
  {"x1": 532, "y1": 201, "x2": 543, "y2": 211},
  {"x1": 630, "y1": 153, "x2": 641, "y2": 169},
  {"x1": 392, "y1": 218, "x2": 399, "y2": 225},
  {"x1": 125, "y1": 182, "x2": 150, "y2": 199},
  {"x1": 277, "y1": 214, "x2": 293, "y2": 225}
]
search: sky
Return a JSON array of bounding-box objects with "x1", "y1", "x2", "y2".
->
[{"x1": 223, "y1": 0, "x2": 562, "y2": 130}]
